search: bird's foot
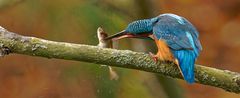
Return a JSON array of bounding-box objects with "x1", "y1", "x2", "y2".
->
[{"x1": 149, "y1": 52, "x2": 158, "y2": 62}]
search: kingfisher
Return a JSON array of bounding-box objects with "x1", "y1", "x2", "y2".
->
[{"x1": 105, "y1": 13, "x2": 202, "y2": 84}]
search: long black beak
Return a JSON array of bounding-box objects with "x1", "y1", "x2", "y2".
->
[{"x1": 104, "y1": 30, "x2": 126, "y2": 40}]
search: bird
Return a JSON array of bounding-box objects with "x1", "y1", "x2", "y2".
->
[{"x1": 104, "y1": 13, "x2": 202, "y2": 84}]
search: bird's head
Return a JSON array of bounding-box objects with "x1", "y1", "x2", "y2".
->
[{"x1": 105, "y1": 17, "x2": 159, "y2": 41}]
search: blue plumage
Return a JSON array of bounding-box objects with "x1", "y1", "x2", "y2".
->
[
  {"x1": 106, "y1": 13, "x2": 202, "y2": 84},
  {"x1": 152, "y1": 14, "x2": 201, "y2": 83},
  {"x1": 173, "y1": 50, "x2": 196, "y2": 83},
  {"x1": 125, "y1": 17, "x2": 158, "y2": 34}
]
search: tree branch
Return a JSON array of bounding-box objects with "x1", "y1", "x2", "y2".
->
[{"x1": 0, "y1": 26, "x2": 240, "y2": 94}]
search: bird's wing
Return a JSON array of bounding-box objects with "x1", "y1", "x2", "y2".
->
[
  {"x1": 184, "y1": 20, "x2": 202, "y2": 51},
  {"x1": 152, "y1": 14, "x2": 202, "y2": 83},
  {"x1": 153, "y1": 15, "x2": 201, "y2": 52},
  {"x1": 153, "y1": 22, "x2": 193, "y2": 50}
]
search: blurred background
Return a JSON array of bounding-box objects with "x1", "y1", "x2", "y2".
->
[{"x1": 0, "y1": 0, "x2": 240, "y2": 98}]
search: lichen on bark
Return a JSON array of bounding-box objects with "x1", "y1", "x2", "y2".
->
[{"x1": 0, "y1": 26, "x2": 240, "y2": 94}]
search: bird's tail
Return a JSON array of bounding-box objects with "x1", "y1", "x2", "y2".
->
[{"x1": 173, "y1": 50, "x2": 196, "y2": 84}]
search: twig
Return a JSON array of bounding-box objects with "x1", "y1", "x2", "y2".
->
[{"x1": 0, "y1": 26, "x2": 240, "y2": 93}]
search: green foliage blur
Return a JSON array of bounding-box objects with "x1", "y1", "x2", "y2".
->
[{"x1": 0, "y1": 0, "x2": 240, "y2": 98}]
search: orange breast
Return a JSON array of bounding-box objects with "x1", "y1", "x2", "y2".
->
[{"x1": 154, "y1": 39, "x2": 174, "y2": 61}]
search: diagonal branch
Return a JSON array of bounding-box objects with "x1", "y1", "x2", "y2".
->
[{"x1": 0, "y1": 26, "x2": 240, "y2": 94}]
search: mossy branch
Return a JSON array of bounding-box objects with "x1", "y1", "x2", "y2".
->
[{"x1": 0, "y1": 26, "x2": 240, "y2": 94}]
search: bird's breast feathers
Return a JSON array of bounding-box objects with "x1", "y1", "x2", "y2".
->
[{"x1": 154, "y1": 39, "x2": 174, "y2": 61}]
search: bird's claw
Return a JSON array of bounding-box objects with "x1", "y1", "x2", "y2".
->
[{"x1": 149, "y1": 52, "x2": 158, "y2": 62}]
